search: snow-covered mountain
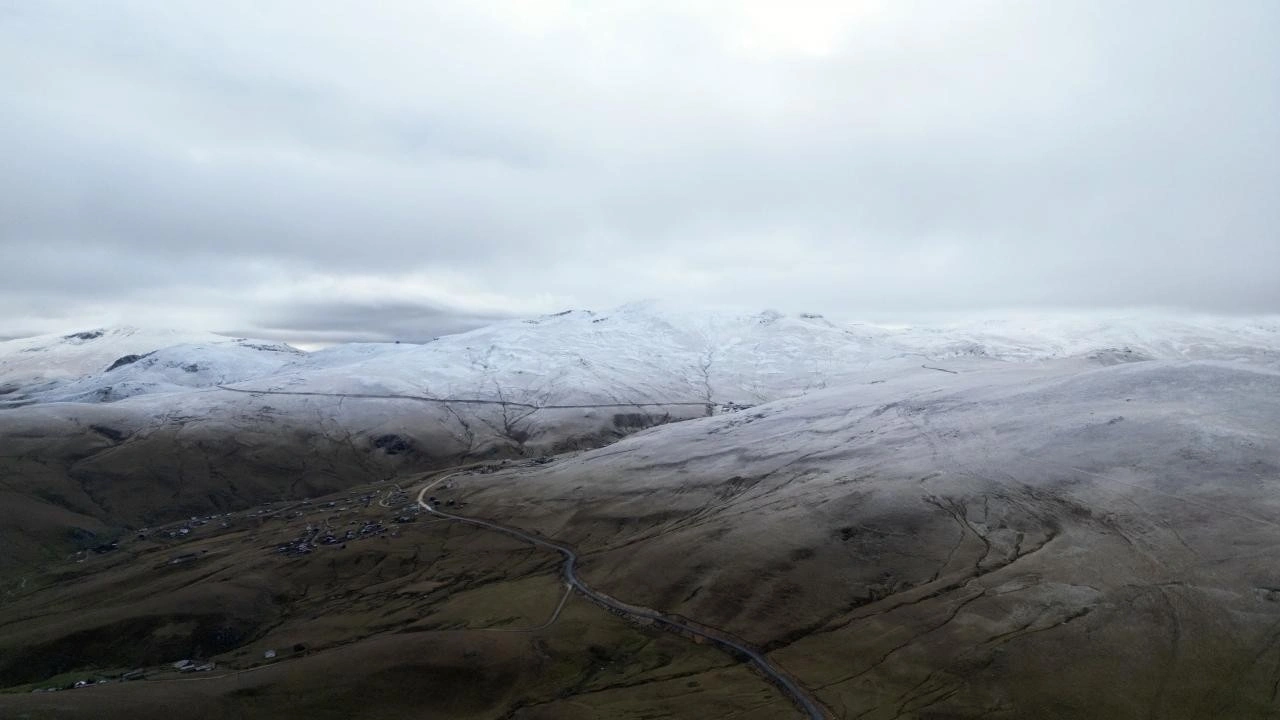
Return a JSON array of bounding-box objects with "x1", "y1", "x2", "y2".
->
[
  {"x1": 3, "y1": 305, "x2": 1278, "y2": 714},
  {"x1": 1, "y1": 304, "x2": 1278, "y2": 490},
  {"x1": 248, "y1": 303, "x2": 1279, "y2": 407},
  {"x1": 4, "y1": 304, "x2": 1278, "y2": 411},
  {"x1": 444, "y1": 357, "x2": 1280, "y2": 717},
  {"x1": 1, "y1": 303, "x2": 1279, "y2": 585},
  {"x1": 0, "y1": 327, "x2": 302, "y2": 407}
]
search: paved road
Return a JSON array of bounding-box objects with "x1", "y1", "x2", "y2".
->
[
  {"x1": 416, "y1": 478, "x2": 830, "y2": 720},
  {"x1": 217, "y1": 384, "x2": 711, "y2": 411}
]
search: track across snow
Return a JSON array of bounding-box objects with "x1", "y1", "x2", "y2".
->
[{"x1": 217, "y1": 385, "x2": 711, "y2": 410}]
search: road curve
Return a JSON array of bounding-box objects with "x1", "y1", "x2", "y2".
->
[{"x1": 415, "y1": 479, "x2": 830, "y2": 720}]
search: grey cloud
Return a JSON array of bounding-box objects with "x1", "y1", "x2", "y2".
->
[
  {"x1": 1, "y1": 0, "x2": 1277, "y2": 339},
  {"x1": 251, "y1": 300, "x2": 511, "y2": 344}
]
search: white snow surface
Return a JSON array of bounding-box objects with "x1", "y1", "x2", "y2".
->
[
  {"x1": 2, "y1": 304, "x2": 1279, "y2": 410},
  {"x1": 0, "y1": 327, "x2": 301, "y2": 405}
]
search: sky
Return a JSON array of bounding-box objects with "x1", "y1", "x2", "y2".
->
[{"x1": 2, "y1": 0, "x2": 1278, "y2": 343}]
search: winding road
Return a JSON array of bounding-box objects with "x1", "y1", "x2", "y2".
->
[
  {"x1": 213, "y1": 385, "x2": 825, "y2": 714},
  {"x1": 416, "y1": 476, "x2": 830, "y2": 720}
]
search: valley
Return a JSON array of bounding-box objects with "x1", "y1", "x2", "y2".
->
[{"x1": 2, "y1": 306, "x2": 1279, "y2": 718}]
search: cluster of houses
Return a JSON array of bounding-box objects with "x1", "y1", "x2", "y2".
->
[
  {"x1": 33, "y1": 482, "x2": 477, "y2": 695},
  {"x1": 29, "y1": 669, "x2": 148, "y2": 693},
  {"x1": 142, "y1": 512, "x2": 235, "y2": 541},
  {"x1": 272, "y1": 504, "x2": 423, "y2": 556},
  {"x1": 275, "y1": 523, "x2": 323, "y2": 556}
]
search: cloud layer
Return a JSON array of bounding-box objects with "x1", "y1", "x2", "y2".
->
[{"x1": 3, "y1": 1, "x2": 1277, "y2": 340}]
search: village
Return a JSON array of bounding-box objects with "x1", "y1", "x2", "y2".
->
[{"x1": 14, "y1": 471, "x2": 487, "y2": 696}]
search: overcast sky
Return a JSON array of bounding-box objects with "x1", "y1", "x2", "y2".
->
[{"x1": 2, "y1": 1, "x2": 1277, "y2": 342}]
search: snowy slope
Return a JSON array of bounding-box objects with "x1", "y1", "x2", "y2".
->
[
  {"x1": 3, "y1": 305, "x2": 1280, "y2": 588},
  {"x1": 0, "y1": 327, "x2": 302, "y2": 406},
  {"x1": 445, "y1": 357, "x2": 1280, "y2": 716},
  {"x1": 4, "y1": 306, "x2": 1280, "y2": 412},
  {"x1": 210, "y1": 303, "x2": 1280, "y2": 408},
  {"x1": 35, "y1": 341, "x2": 305, "y2": 404},
  {"x1": 0, "y1": 327, "x2": 226, "y2": 383}
]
